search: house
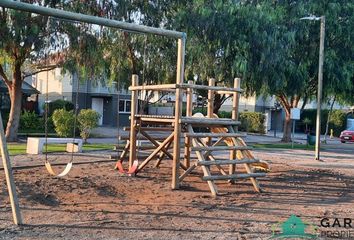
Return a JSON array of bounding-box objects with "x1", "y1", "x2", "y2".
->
[
  {"x1": 0, "y1": 80, "x2": 40, "y2": 114},
  {"x1": 26, "y1": 68, "x2": 131, "y2": 127}
]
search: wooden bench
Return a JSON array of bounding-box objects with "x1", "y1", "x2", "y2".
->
[{"x1": 26, "y1": 137, "x2": 83, "y2": 154}]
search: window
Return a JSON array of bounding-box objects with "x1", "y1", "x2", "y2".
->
[{"x1": 119, "y1": 100, "x2": 131, "y2": 113}]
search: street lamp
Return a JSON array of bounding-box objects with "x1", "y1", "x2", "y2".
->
[{"x1": 300, "y1": 15, "x2": 325, "y2": 161}]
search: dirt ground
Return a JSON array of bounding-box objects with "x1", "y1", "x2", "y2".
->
[{"x1": 1, "y1": 146, "x2": 354, "y2": 240}]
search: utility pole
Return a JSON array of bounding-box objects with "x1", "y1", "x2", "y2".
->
[{"x1": 300, "y1": 16, "x2": 325, "y2": 161}]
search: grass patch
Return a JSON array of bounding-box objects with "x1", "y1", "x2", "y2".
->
[
  {"x1": 252, "y1": 143, "x2": 316, "y2": 150},
  {"x1": 7, "y1": 143, "x2": 114, "y2": 156}
]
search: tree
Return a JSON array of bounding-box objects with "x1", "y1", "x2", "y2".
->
[
  {"x1": 172, "y1": 0, "x2": 353, "y2": 142},
  {"x1": 0, "y1": 0, "x2": 107, "y2": 141},
  {"x1": 0, "y1": 2, "x2": 54, "y2": 141}
]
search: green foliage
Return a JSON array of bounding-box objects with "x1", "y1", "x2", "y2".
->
[
  {"x1": 239, "y1": 112, "x2": 266, "y2": 134},
  {"x1": 19, "y1": 111, "x2": 42, "y2": 131},
  {"x1": 47, "y1": 100, "x2": 74, "y2": 116},
  {"x1": 329, "y1": 110, "x2": 347, "y2": 136},
  {"x1": 52, "y1": 109, "x2": 75, "y2": 137},
  {"x1": 192, "y1": 107, "x2": 207, "y2": 116},
  {"x1": 217, "y1": 111, "x2": 232, "y2": 119},
  {"x1": 78, "y1": 109, "x2": 101, "y2": 142},
  {"x1": 300, "y1": 109, "x2": 347, "y2": 136},
  {"x1": 300, "y1": 109, "x2": 327, "y2": 134}
]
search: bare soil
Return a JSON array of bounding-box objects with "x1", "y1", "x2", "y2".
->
[{"x1": 1, "y1": 147, "x2": 354, "y2": 240}]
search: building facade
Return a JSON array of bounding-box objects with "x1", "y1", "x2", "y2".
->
[{"x1": 27, "y1": 68, "x2": 131, "y2": 127}]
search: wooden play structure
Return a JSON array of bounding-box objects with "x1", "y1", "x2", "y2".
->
[
  {"x1": 115, "y1": 76, "x2": 268, "y2": 196},
  {"x1": 0, "y1": 0, "x2": 268, "y2": 226}
]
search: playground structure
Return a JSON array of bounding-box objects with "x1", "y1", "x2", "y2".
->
[
  {"x1": 115, "y1": 76, "x2": 268, "y2": 196},
  {"x1": 0, "y1": 0, "x2": 267, "y2": 226}
]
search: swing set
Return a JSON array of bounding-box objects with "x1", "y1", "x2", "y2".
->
[{"x1": 0, "y1": 0, "x2": 268, "y2": 226}]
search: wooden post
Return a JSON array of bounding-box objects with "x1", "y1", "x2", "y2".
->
[
  {"x1": 172, "y1": 36, "x2": 185, "y2": 190},
  {"x1": 184, "y1": 80, "x2": 194, "y2": 168},
  {"x1": 129, "y1": 75, "x2": 139, "y2": 168},
  {"x1": 207, "y1": 78, "x2": 215, "y2": 145},
  {"x1": 0, "y1": 113, "x2": 22, "y2": 225},
  {"x1": 232, "y1": 78, "x2": 240, "y2": 122},
  {"x1": 229, "y1": 78, "x2": 241, "y2": 178}
]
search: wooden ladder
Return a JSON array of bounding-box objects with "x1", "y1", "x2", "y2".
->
[{"x1": 183, "y1": 124, "x2": 266, "y2": 196}]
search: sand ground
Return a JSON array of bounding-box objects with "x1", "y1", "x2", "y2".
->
[{"x1": 1, "y1": 145, "x2": 354, "y2": 240}]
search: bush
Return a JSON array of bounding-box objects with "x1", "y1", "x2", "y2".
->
[
  {"x1": 47, "y1": 99, "x2": 74, "y2": 116},
  {"x1": 52, "y1": 109, "x2": 75, "y2": 137},
  {"x1": 329, "y1": 110, "x2": 347, "y2": 136},
  {"x1": 78, "y1": 109, "x2": 101, "y2": 142},
  {"x1": 218, "y1": 111, "x2": 232, "y2": 119},
  {"x1": 19, "y1": 111, "x2": 42, "y2": 131},
  {"x1": 239, "y1": 112, "x2": 266, "y2": 134},
  {"x1": 192, "y1": 107, "x2": 207, "y2": 116}
]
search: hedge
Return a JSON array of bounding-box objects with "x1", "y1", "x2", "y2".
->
[
  {"x1": 238, "y1": 112, "x2": 266, "y2": 134},
  {"x1": 47, "y1": 99, "x2": 74, "y2": 116}
]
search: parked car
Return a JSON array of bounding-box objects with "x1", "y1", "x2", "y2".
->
[{"x1": 340, "y1": 126, "x2": 354, "y2": 143}]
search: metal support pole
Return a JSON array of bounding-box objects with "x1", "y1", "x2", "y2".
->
[
  {"x1": 0, "y1": 0, "x2": 184, "y2": 39},
  {"x1": 315, "y1": 16, "x2": 325, "y2": 161},
  {"x1": 0, "y1": 113, "x2": 22, "y2": 225}
]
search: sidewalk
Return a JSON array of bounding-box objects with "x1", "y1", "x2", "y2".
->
[{"x1": 88, "y1": 127, "x2": 342, "y2": 145}]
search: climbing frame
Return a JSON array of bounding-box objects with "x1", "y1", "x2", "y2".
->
[{"x1": 116, "y1": 75, "x2": 269, "y2": 196}]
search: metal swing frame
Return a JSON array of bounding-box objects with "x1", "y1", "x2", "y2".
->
[{"x1": 0, "y1": 0, "x2": 186, "y2": 225}]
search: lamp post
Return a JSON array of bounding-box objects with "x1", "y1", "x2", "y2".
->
[{"x1": 300, "y1": 16, "x2": 325, "y2": 161}]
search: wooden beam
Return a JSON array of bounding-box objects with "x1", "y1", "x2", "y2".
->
[
  {"x1": 114, "y1": 144, "x2": 156, "y2": 151},
  {"x1": 128, "y1": 84, "x2": 177, "y2": 91},
  {"x1": 181, "y1": 117, "x2": 240, "y2": 126},
  {"x1": 185, "y1": 132, "x2": 246, "y2": 138},
  {"x1": 178, "y1": 83, "x2": 243, "y2": 93},
  {"x1": 139, "y1": 129, "x2": 174, "y2": 160},
  {"x1": 113, "y1": 141, "x2": 130, "y2": 163},
  {"x1": 228, "y1": 126, "x2": 262, "y2": 192},
  {"x1": 198, "y1": 159, "x2": 260, "y2": 166},
  {"x1": 229, "y1": 78, "x2": 241, "y2": 181},
  {"x1": 137, "y1": 117, "x2": 175, "y2": 123},
  {"x1": 129, "y1": 75, "x2": 139, "y2": 168},
  {"x1": 179, "y1": 163, "x2": 197, "y2": 182},
  {"x1": 203, "y1": 172, "x2": 266, "y2": 181},
  {"x1": 0, "y1": 113, "x2": 22, "y2": 225},
  {"x1": 207, "y1": 78, "x2": 215, "y2": 146},
  {"x1": 154, "y1": 140, "x2": 173, "y2": 168},
  {"x1": 123, "y1": 127, "x2": 174, "y2": 131},
  {"x1": 232, "y1": 78, "x2": 241, "y2": 121},
  {"x1": 171, "y1": 37, "x2": 185, "y2": 190},
  {"x1": 191, "y1": 146, "x2": 252, "y2": 151},
  {"x1": 136, "y1": 133, "x2": 174, "y2": 173},
  {"x1": 184, "y1": 80, "x2": 194, "y2": 168},
  {"x1": 119, "y1": 135, "x2": 168, "y2": 141},
  {"x1": 191, "y1": 137, "x2": 218, "y2": 196}
]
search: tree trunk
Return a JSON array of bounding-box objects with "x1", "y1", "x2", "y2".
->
[
  {"x1": 213, "y1": 94, "x2": 223, "y2": 114},
  {"x1": 5, "y1": 63, "x2": 23, "y2": 142},
  {"x1": 281, "y1": 112, "x2": 292, "y2": 142}
]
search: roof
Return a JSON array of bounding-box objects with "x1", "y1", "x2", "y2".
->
[{"x1": 0, "y1": 81, "x2": 40, "y2": 94}]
